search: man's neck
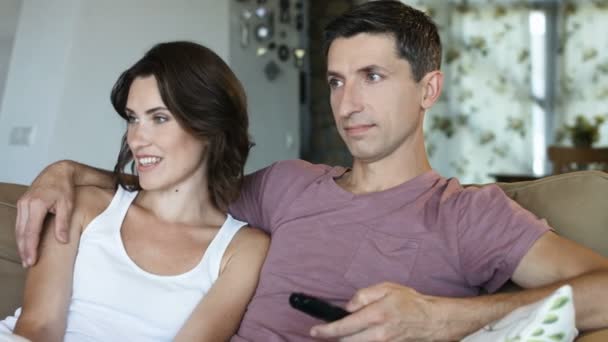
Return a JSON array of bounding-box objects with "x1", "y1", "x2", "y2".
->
[{"x1": 337, "y1": 147, "x2": 432, "y2": 195}]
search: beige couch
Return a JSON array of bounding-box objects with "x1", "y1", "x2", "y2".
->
[
  {"x1": 0, "y1": 182, "x2": 27, "y2": 320},
  {"x1": 1, "y1": 172, "x2": 608, "y2": 340}
]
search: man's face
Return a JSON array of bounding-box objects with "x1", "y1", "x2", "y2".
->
[{"x1": 327, "y1": 33, "x2": 426, "y2": 164}]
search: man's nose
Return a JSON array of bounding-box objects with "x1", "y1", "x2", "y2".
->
[{"x1": 336, "y1": 82, "x2": 364, "y2": 118}]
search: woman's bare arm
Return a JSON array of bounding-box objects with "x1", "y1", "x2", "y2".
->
[
  {"x1": 13, "y1": 188, "x2": 89, "y2": 342},
  {"x1": 174, "y1": 227, "x2": 269, "y2": 341}
]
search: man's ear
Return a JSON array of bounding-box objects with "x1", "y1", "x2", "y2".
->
[{"x1": 421, "y1": 71, "x2": 443, "y2": 110}]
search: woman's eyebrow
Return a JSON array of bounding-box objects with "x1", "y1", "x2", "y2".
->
[{"x1": 124, "y1": 106, "x2": 168, "y2": 115}]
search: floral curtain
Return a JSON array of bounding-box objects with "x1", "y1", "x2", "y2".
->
[
  {"x1": 405, "y1": 0, "x2": 608, "y2": 183},
  {"x1": 556, "y1": 1, "x2": 608, "y2": 147}
]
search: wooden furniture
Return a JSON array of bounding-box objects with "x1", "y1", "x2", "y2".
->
[
  {"x1": 490, "y1": 173, "x2": 543, "y2": 183},
  {"x1": 548, "y1": 146, "x2": 608, "y2": 174}
]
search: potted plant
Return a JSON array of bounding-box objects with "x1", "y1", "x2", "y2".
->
[{"x1": 556, "y1": 114, "x2": 606, "y2": 148}]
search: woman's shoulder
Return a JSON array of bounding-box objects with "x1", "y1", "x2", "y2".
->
[
  {"x1": 220, "y1": 226, "x2": 269, "y2": 272},
  {"x1": 227, "y1": 226, "x2": 269, "y2": 254},
  {"x1": 233, "y1": 226, "x2": 269, "y2": 246},
  {"x1": 75, "y1": 185, "x2": 114, "y2": 206},
  {"x1": 74, "y1": 186, "x2": 115, "y2": 225}
]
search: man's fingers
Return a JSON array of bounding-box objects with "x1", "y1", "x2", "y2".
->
[
  {"x1": 15, "y1": 198, "x2": 29, "y2": 267},
  {"x1": 339, "y1": 324, "x2": 397, "y2": 342},
  {"x1": 22, "y1": 228, "x2": 41, "y2": 269},
  {"x1": 311, "y1": 306, "x2": 381, "y2": 339},
  {"x1": 22, "y1": 198, "x2": 50, "y2": 266},
  {"x1": 311, "y1": 286, "x2": 396, "y2": 338},
  {"x1": 347, "y1": 283, "x2": 391, "y2": 311},
  {"x1": 53, "y1": 199, "x2": 72, "y2": 243}
]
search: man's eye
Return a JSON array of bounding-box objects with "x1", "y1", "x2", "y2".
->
[
  {"x1": 367, "y1": 73, "x2": 382, "y2": 82},
  {"x1": 328, "y1": 78, "x2": 343, "y2": 89}
]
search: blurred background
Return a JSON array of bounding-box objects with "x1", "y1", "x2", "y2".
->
[{"x1": 1, "y1": 0, "x2": 607, "y2": 185}]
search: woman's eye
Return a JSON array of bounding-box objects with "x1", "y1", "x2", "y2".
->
[
  {"x1": 126, "y1": 114, "x2": 138, "y2": 123},
  {"x1": 154, "y1": 115, "x2": 168, "y2": 124}
]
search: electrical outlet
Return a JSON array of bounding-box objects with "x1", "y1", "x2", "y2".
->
[
  {"x1": 9, "y1": 126, "x2": 35, "y2": 146},
  {"x1": 285, "y1": 132, "x2": 294, "y2": 149}
]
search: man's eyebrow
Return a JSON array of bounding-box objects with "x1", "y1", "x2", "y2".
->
[
  {"x1": 326, "y1": 70, "x2": 343, "y2": 79},
  {"x1": 124, "y1": 106, "x2": 168, "y2": 114},
  {"x1": 358, "y1": 64, "x2": 389, "y2": 74},
  {"x1": 326, "y1": 64, "x2": 390, "y2": 78}
]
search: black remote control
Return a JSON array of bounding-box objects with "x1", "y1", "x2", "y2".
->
[{"x1": 289, "y1": 293, "x2": 350, "y2": 322}]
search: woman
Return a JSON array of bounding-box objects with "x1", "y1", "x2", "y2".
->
[{"x1": 1, "y1": 41, "x2": 269, "y2": 341}]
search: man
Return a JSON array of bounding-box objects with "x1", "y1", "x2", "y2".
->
[{"x1": 14, "y1": 1, "x2": 608, "y2": 341}]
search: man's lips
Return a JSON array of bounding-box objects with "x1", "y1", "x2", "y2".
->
[{"x1": 344, "y1": 124, "x2": 375, "y2": 135}]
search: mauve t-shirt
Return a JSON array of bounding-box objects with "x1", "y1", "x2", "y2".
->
[{"x1": 229, "y1": 160, "x2": 549, "y2": 341}]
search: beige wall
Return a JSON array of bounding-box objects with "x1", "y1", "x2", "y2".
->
[
  {"x1": 0, "y1": 0, "x2": 230, "y2": 185},
  {"x1": 0, "y1": 0, "x2": 22, "y2": 115}
]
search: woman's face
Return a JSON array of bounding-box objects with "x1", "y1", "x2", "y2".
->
[{"x1": 125, "y1": 76, "x2": 207, "y2": 191}]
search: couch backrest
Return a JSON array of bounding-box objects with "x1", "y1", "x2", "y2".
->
[
  {"x1": 0, "y1": 172, "x2": 607, "y2": 317},
  {"x1": 496, "y1": 170, "x2": 608, "y2": 257},
  {"x1": 0, "y1": 182, "x2": 28, "y2": 207}
]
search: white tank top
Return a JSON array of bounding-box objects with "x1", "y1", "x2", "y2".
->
[{"x1": 1, "y1": 186, "x2": 247, "y2": 341}]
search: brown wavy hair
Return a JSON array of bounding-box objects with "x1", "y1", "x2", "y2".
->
[{"x1": 111, "y1": 41, "x2": 252, "y2": 211}]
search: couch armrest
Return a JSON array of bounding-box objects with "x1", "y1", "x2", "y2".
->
[
  {"x1": 0, "y1": 182, "x2": 27, "y2": 317},
  {"x1": 578, "y1": 329, "x2": 608, "y2": 342}
]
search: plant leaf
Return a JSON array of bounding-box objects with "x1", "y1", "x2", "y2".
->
[
  {"x1": 550, "y1": 296, "x2": 570, "y2": 310},
  {"x1": 531, "y1": 328, "x2": 544, "y2": 336},
  {"x1": 542, "y1": 313, "x2": 559, "y2": 324},
  {"x1": 549, "y1": 332, "x2": 566, "y2": 341}
]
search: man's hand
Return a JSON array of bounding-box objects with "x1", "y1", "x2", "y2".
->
[
  {"x1": 16, "y1": 160, "x2": 76, "y2": 267},
  {"x1": 310, "y1": 282, "x2": 452, "y2": 342}
]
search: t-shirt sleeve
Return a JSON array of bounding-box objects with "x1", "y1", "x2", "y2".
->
[
  {"x1": 229, "y1": 159, "x2": 334, "y2": 234},
  {"x1": 228, "y1": 164, "x2": 276, "y2": 233},
  {"x1": 456, "y1": 185, "x2": 551, "y2": 293}
]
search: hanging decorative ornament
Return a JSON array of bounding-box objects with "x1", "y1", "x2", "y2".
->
[
  {"x1": 240, "y1": 9, "x2": 252, "y2": 48},
  {"x1": 279, "y1": 0, "x2": 291, "y2": 24},
  {"x1": 254, "y1": 7, "x2": 274, "y2": 42},
  {"x1": 278, "y1": 44, "x2": 290, "y2": 62},
  {"x1": 264, "y1": 60, "x2": 281, "y2": 81},
  {"x1": 255, "y1": 24, "x2": 272, "y2": 42},
  {"x1": 255, "y1": 6, "x2": 268, "y2": 18},
  {"x1": 293, "y1": 48, "x2": 306, "y2": 69},
  {"x1": 256, "y1": 46, "x2": 269, "y2": 56}
]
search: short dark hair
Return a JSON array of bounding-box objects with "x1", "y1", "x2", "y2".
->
[
  {"x1": 323, "y1": 0, "x2": 441, "y2": 82},
  {"x1": 110, "y1": 41, "x2": 252, "y2": 211}
]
